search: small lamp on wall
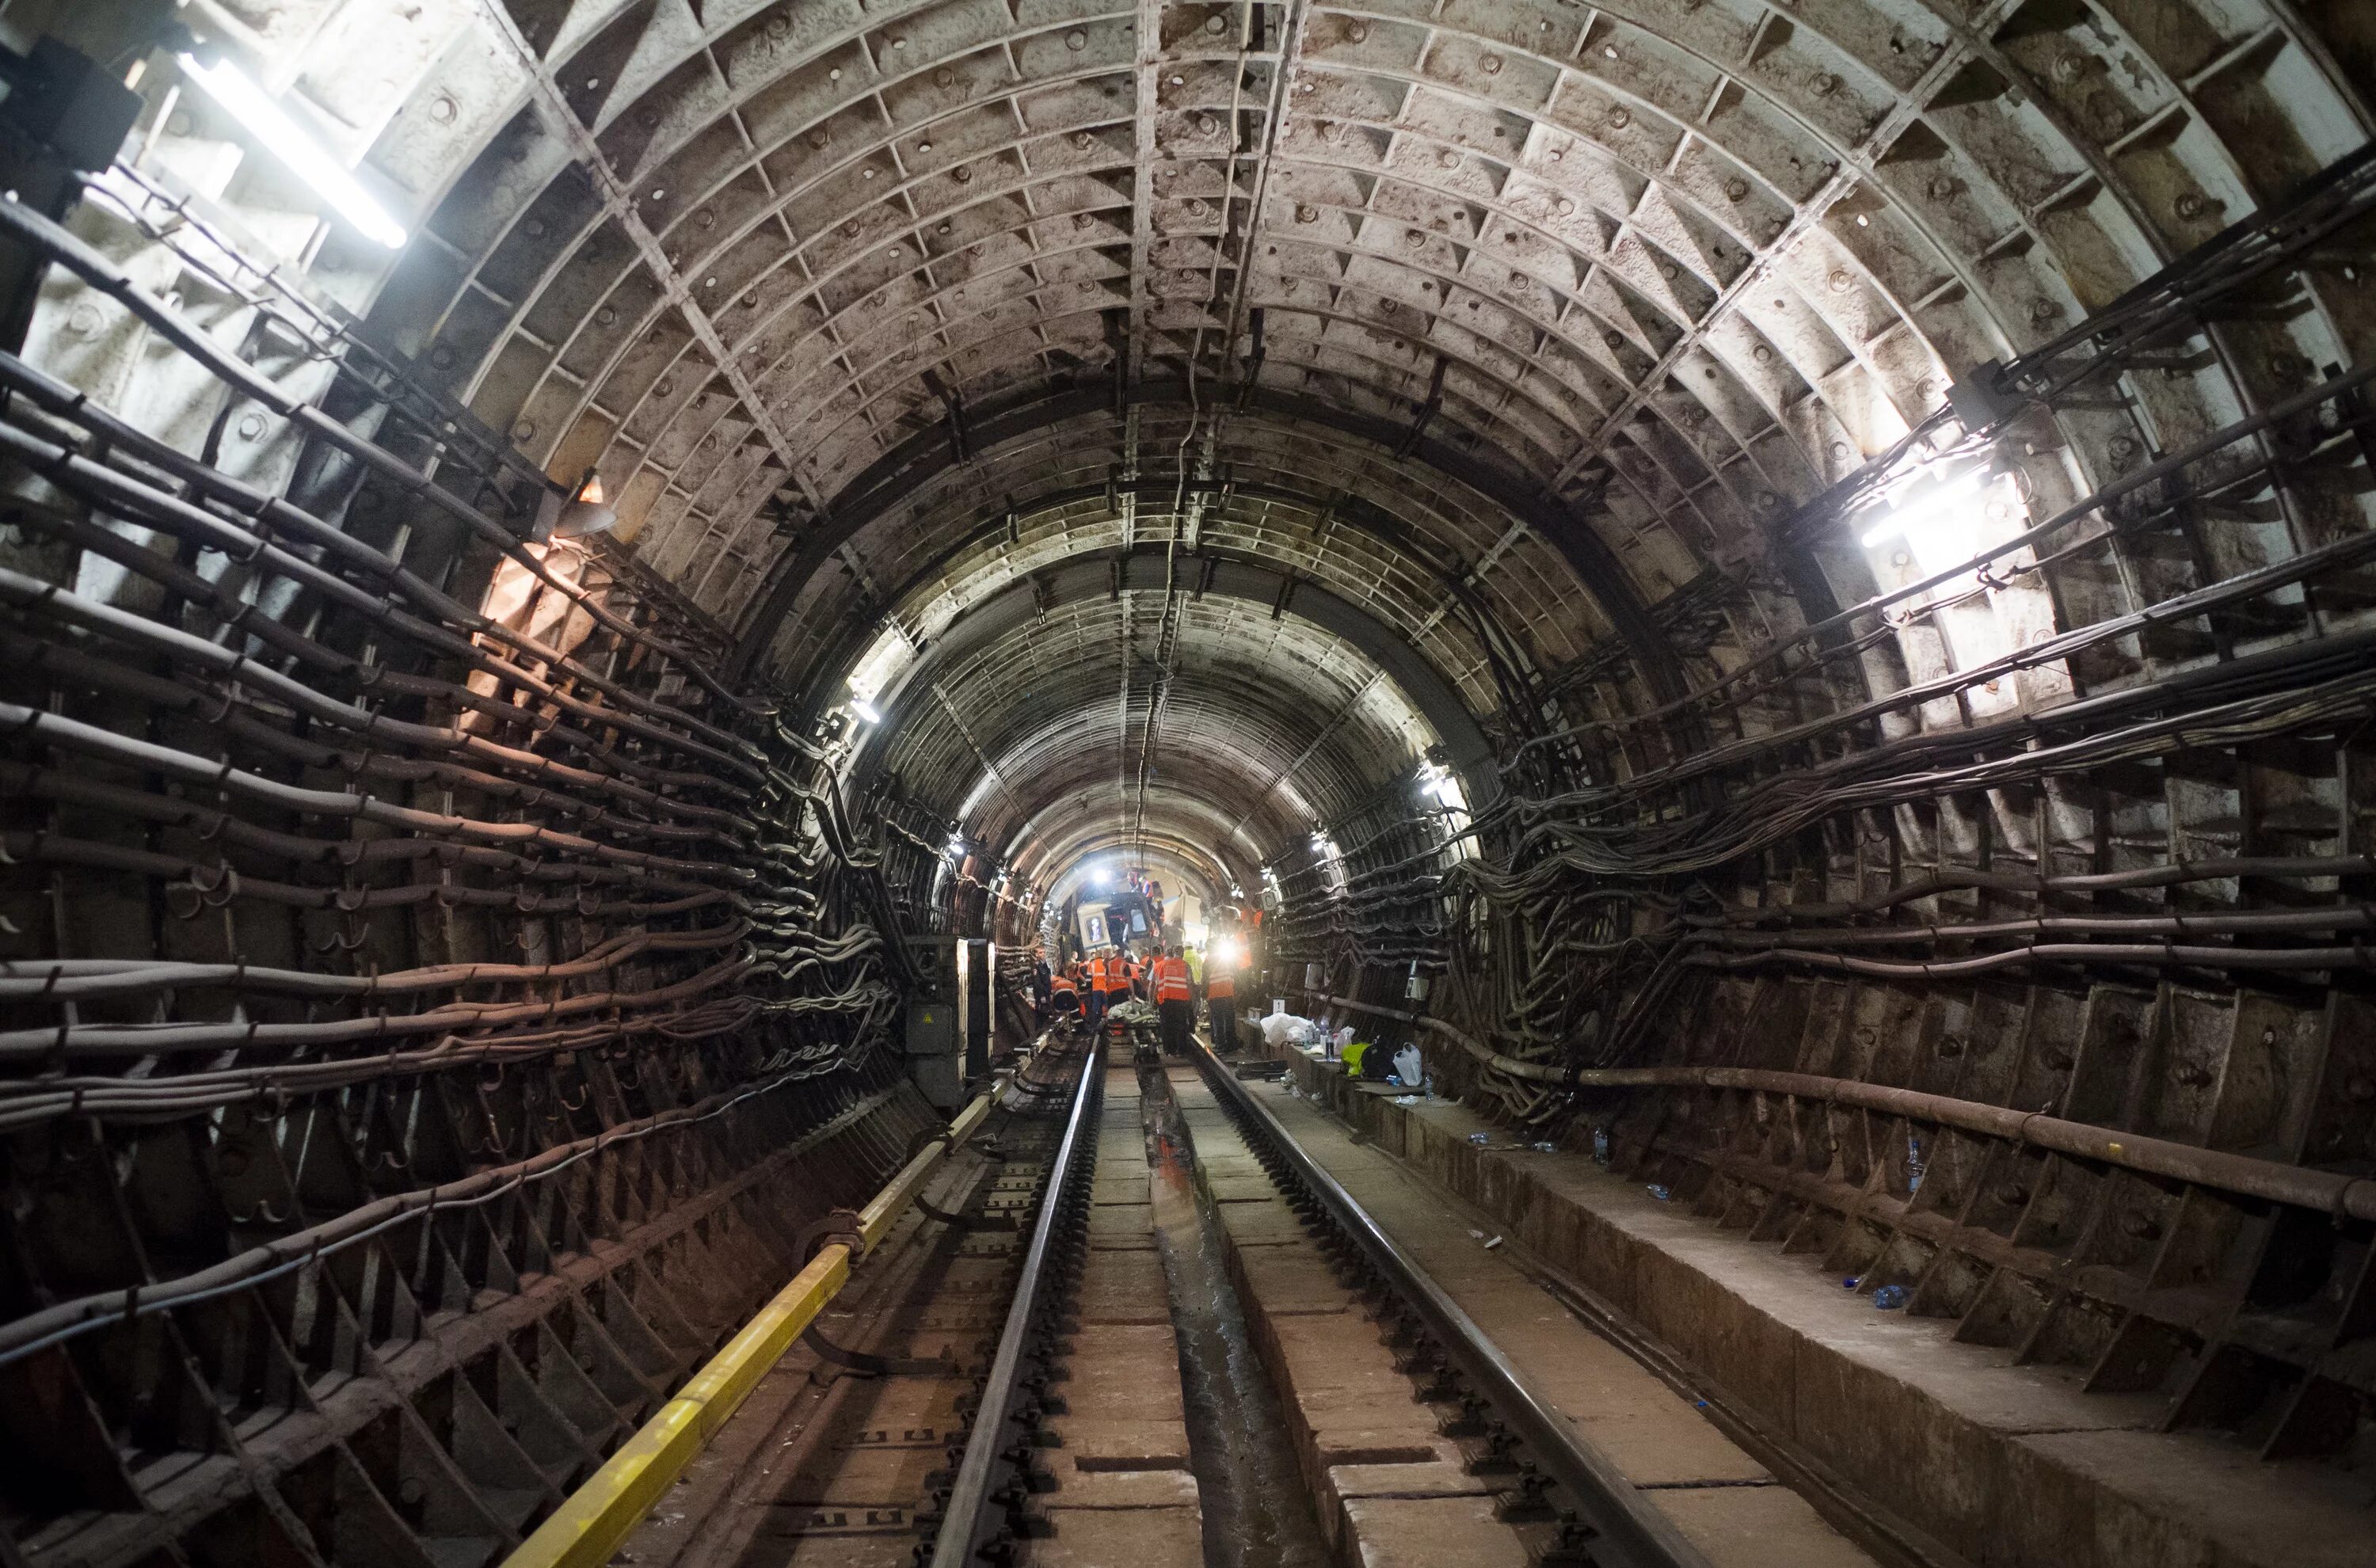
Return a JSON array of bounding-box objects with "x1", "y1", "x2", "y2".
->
[{"x1": 532, "y1": 470, "x2": 617, "y2": 542}]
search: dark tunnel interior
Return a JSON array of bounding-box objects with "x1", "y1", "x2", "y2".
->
[{"x1": 2, "y1": 1, "x2": 2375, "y2": 1566}]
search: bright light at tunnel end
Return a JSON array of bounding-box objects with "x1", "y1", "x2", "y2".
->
[{"x1": 176, "y1": 54, "x2": 409, "y2": 249}]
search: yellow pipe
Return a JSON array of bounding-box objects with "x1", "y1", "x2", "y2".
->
[{"x1": 501, "y1": 1075, "x2": 1009, "y2": 1568}]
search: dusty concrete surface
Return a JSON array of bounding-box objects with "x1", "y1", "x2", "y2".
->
[{"x1": 1282, "y1": 1052, "x2": 2376, "y2": 1568}]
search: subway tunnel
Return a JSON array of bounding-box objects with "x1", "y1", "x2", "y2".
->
[{"x1": 1, "y1": 1, "x2": 2374, "y2": 1566}]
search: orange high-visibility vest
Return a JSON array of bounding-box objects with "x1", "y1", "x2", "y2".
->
[
  {"x1": 1154, "y1": 957, "x2": 1191, "y2": 1003},
  {"x1": 1050, "y1": 972, "x2": 1076, "y2": 1001},
  {"x1": 1205, "y1": 969, "x2": 1235, "y2": 1000}
]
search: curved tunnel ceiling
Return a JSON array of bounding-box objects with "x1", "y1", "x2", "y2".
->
[{"x1": 150, "y1": 0, "x2": 2369, "y2": 889}]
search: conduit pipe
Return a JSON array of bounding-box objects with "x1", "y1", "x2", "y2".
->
[
  {"x1": 0, "y1": 956, "x2": 756, "y2": 1060},
  {"x1": 1686, "y1": 942, "x2": 2376, "y2": 977},
  {"x1": 0, "y1": 537, "x2": 746, "y2": 813},
  {"x1": 1391, "y1": 1013, "x2": 2376, "y2": 1224},
  {"x1": 0, "y1": 1001, "x2": 874, "y2": 1132},
  {"x1": 0, "y1": 198, "x2": 768, "y2": 722},
  {"x1": 0, "y1": 925, "x2": 748, "y2": 1002},
  {"x1": 1502, "y1": 358, "x2": 2376, "y2": 760},
  {"x1": 0, "y1": 708, "x2": 751, "y2": 881},
  {"x1": 0, "y1": 1066, "x2": 911, "y2": 1365}
]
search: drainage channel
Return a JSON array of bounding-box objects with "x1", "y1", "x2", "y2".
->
[{"x1": 1138, "y1": 1060, "x2": 1333, "y2": 1568}]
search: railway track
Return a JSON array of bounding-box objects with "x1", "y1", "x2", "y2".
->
[{"x1": 555, "y1": 1029, "x2": 1903, "y2": 1568}]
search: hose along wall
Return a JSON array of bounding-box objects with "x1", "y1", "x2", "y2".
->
[{"x1": 0, "y1": 200, "x2": 937, "y2": 1565}]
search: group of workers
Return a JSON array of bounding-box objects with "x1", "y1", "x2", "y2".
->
[{"x1": 1041, "y1": 938, "x2": 1238, "y2": 1055}]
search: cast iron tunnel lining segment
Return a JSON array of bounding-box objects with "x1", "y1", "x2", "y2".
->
[{"x1": 0, "y1": 2, "x2": 2373, "y2": 1566}]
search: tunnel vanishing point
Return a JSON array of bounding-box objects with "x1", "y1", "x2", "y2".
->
[{"x1": 2, "y1": 2, "x2": 2375, "y2": 1566}]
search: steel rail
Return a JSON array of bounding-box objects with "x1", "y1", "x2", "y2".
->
[
  {"x1": 499, "y1": 1068, "x2": 1019, "y2": 1568},
  {"x1": 927, "y1": 1043, "x2": 1103, "y2": 1568},
  {"x1": 1189, "y1": 1039, "x2": 1715, "y2": 1568}
]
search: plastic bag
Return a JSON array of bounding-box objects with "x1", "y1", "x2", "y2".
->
[
  {"x1": 1392, "y1": 1045, "x2": 1422, "y2": 1087},
  {"x1": 1260, "y1": 1012, "x2": 1312, "y2": 1049}
]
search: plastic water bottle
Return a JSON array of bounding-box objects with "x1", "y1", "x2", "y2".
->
[
  {"x1": 1871, "y1": 1284, "x2": 1910, "y2": 1311},
  {"x1": 1646, "y1": 1184, "x2": 1673, "y2": 1201},
  {"x1": 1468, "y1": 1131, "x2": 1490, "y2": 1146},
  {"x1": 1591, "y1": 1128, "x2": 1611, "y2": 1167}
]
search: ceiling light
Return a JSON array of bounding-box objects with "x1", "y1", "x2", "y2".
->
[
  {"x1": 1858, "y1": 467, "x2": 1987, "y2": 550},
  {"x1": 177, "y1": 54, "x2": 407, "y2": 248}
]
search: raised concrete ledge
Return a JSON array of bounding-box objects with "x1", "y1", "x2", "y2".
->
[{"x1": 1283, "y1": 1056, "x2": 2373, "y2": 1568}]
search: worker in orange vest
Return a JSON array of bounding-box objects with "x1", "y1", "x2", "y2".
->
[
  {"x1": 1152, "y1": 942, "x2": 1194, "y2": 1056},
  {"x1": 1205, "y1": 940, "x2": 1239, "y2": 1052},
  {"x1": 1048, "y1": 964, "x2": 1079, "y2": 1030},
  {"x1": 1083, "y1": 950, "x2": 1111, "y2": 1031}
]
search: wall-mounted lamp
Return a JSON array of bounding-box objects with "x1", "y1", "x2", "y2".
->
[
  {"x1": 1415, "y1": 759, "x2": 1466, "y2": 811},
  {"x1": 532, "y1": 471, "x2": 617, "y2": 541}
]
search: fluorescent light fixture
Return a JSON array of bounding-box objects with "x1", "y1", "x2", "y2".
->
[
  {"x1": 1087, "y1": 866, "x2": 1107, "y2": 889},
  {"x1": 177, "y1": 55, "x2": 407, "y2": 249},
  {"x1": 848, "y1": 695, "x2": 881, "y2": 725},
  {"x1": 1417, "y1": 760, "x2": 1465, "y2": 812},
  {"x1": 1858, "y1": 467, "x2": 1986, "y2": 549}
]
